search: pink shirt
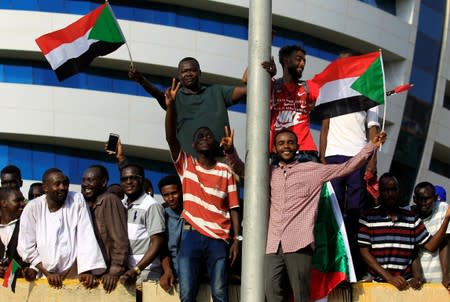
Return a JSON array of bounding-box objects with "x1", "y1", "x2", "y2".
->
[{"x1": 266, "y1": 142, "x2": 376, "y2": 254}]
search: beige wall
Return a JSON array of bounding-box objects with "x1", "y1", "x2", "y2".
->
[{"x1": 1, "y1": 279, "x2": 448, "y2": 302}]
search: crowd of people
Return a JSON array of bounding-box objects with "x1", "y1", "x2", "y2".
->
[{"x1": 0, "y1": 44, "x2": 449, "y2": 302}]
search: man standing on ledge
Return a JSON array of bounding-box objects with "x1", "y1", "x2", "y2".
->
[
  {"x1": 265, "y1": 129, "x2": 386, "y2": 302},
  {"x1": 129, "y1": 57, "x2": 247, "y2": 155},
  {"x1": 165, "y1": 79, "x2": 241, "y2": 302}
]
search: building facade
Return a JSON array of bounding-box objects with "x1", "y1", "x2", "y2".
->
[{"x1": 0, "y1": 0, "x2": 448, "y2": 200}]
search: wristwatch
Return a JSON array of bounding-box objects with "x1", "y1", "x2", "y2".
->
[
  {"x1": 133, "y1": 266, "x2": 141, "y2": 275},
  {"x1": 234, "y1": 235, "x2": 243, "y2": 242}
]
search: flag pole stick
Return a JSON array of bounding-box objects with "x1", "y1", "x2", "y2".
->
[
  {"x1": 379, "y1": 49, "x2": 387, "y2": 152},
  {"x1": 105, "y1": 0, "x2": 134, "y2": 67},
  {"x1": 379, "y1": 49, "x2": 387, "y2": 133}
]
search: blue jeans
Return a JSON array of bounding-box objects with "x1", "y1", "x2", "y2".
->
[{"x1": 178, "y1": 229, "x2": 229, "y2": 302}]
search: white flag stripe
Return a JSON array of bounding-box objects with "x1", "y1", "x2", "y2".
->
[
  {"x1": 326, "y1": 182, "x2": 357, "y2": 283},
  {"x1": 184, "y1": 193, "x2": 230, "y2": 218},
  {"x1": 44, "y1": 30, "x2": 96, "y2": 70},
  {"x1": 316, "y1": 77, "x2": 360, "y2": 105}
]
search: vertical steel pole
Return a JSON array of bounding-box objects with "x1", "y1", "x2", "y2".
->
[{"x1": 240, "y1": 0, "x2": 272, "y2": 301}]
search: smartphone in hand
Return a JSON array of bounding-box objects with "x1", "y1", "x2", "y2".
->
[{"x1": 106, "y1": 133, "x2": 120, "y2": 154}]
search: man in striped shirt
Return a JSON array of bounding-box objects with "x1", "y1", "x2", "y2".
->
[
  {"x1": 412, "y1": 181, "x2": 450, "y2": 289},
  {"x1": 358, "y1": 174, "x2": 450, "y2": 290},
  {"x1": 165, "y1": 79, "x2": 241, "y2": 302}
]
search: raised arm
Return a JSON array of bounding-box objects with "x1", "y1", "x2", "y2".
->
[
  {"x1": 165, "y1": 78, "x2": 182, "y2": 160},
  {"x1": 221, "y1": 126, "x2": 245, "y2": 179},
  {"x1": 319, "y1": 132, "x2": 386, "y2": 184},
  {"x1": 231, "y1": 86, "x2": 247, "y2": 104},
  {"x1": 129, "y1": 65, "x2": 167, "y2": 110},
  {"x1": 423, "y1": 209, "x2": 450, "y2": 252},
  {"x1": 319, "y1": 118, "x2": 329, "y2": 164}
]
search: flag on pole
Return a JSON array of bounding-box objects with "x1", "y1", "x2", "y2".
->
[
  {"x1": 2, "y1": 259, "x2": 21, "y2": 293},
  {"x1": 35, "y1": 2, "x2": 126, "y2": 81},
  {"x1": 310, "y1": 52, "x2": 385, "y2": 120},
  {"x1": 310, "y1": 182, "x2": 356, "y2": 301}
]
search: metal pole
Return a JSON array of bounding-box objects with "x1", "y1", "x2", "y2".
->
[{"x1": 241, "y1": 0, "x2": 272, "y2": 301}]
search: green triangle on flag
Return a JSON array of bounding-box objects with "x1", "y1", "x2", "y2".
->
[
  {"x1": 88, "y1": 4, "x2": 125, "y2": 43},
  {"x1": 351, "y1": 56, "x2": 385, "y2": 104}
]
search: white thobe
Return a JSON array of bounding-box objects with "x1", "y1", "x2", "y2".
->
[{"x1": 18, "y1": 192, "x2": 106, "y2": 275}]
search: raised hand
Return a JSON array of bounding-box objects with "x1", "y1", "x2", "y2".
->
[
  {"x1": 220, "y1": 126, "x2": 235, "y2": 154},
  {"x1": 128, "y1": 65, "x2": 144, "y2": 83},
  {"x1": 372, "y1": 131, "x2": 387, "y2": 148},
  {"x1": 165, "y1": 78, "x2": 181, "y2": 107},
  {"x1": 261, "y1": 56, "x2": 277, "y2": 77}
]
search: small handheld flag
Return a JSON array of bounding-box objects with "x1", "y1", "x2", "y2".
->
[
  {"x1": 386, "y1": 84, "x2": 413, "y2": 96},
  {"x1": 35, "y1": 3, "x2": 126, "y2": 81},
  {"x1": 310, "y1": 51, "x2": 385, "y2": 120},
  {"x1": 2, "y1": 259, "x2": 21, "y2": 293}
]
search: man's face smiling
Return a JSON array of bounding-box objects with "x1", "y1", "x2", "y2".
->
[
  {"x1": 81, "y1": 168, "x2": 106, "y2": 202},
  {"x1": 44, "y1": 172, "x2": 69, "y2": 205},
  {"x1": 273, "y1": 132, "x2": 298, "y2": 164},
  {"x1": 286, "y1": 50, "x2": 306, "y2": 79},
  {"x1": 192, "y1": 128, "x2": 216, "y2": 153},
  {"x1": 178, "y1": 60, "x2": 200, "y2": 90},
  {"x1": 120, "y1": 167, "x2": 143, "y2": 199}
]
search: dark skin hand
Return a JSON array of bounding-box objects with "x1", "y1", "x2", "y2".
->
[
  {"x1": 23, "y1": 267, "x2": 38, "y2": 281},
  {"x1": 159, "y1": 255, "x2": 176, "y2": 292},
  {"x1": 79, "y1": 272, "x2": 99, "y2": 289},
  {"x1": 102, "y1": 274, "x2": 120, "y2": 293},
  {"x1": 119, "y1": 269, "x2": 138, "y2": 286},
  {"x1": 261, "y1": 56, "x2": 277, "y2": 77}
]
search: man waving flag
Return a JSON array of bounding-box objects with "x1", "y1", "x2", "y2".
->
[{"x1": 35, "y1": 2, "x2": 126, "y2": 81}]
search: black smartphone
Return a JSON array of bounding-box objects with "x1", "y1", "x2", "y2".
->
[{"x1": 106, "y1": 133, "x2": 119, "y2": 153}]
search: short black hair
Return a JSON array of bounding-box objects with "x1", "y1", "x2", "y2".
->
[
  {"x1": 88, "y1": 164, "x2": 110, "y2": 182},
  {"x1": 273, "y1": 128, "x2": 298, "y2": 145},
  {"x1": 278, "y1": 45, "x2": 306, "y2": 67},
  {"x1": 42, "y1": 168, "x2": 63, "y2": 183},
  {"x1": 178, "y1": 57, "x2": 200, "y2": 69},
  {"x1": 121, "y1": 163, "x2": 145, "y2": 178},
  {"x1": 158, "y1": 175, "x2": 182, "y2": 191},
  {"x1": 1, "y1": 165, "x2": 22, "y2": 179},
  {"x1": 379, "y1": 172, "x2": 399, "y2": 187},
  {"x1": 192, "y1": 126, "x2": 215, "y2": 141},
  {"x1": 414, "y1": 181, "x2": 435, "y2": 195}
]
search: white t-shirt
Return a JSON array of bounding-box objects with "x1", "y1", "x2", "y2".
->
[
  {"x1": 419, "y1": 202, "x2": 450, "y2": 282},
  {"x1": 325, "y1": 107, "x2": 380, "y2": 157}
]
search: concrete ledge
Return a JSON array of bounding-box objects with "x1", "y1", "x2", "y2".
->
[
  {"x1": 0, "y1": 279, "x2": 135, "y2": 302},
  {"x1": 142, "y1": 282, "x2": 240, "y2": 301},
  {"x1": 1, "y1": 279, "x2": 448, "y2": 301},
  {"x1": 329, "y1": 282, "x2": 450, "y2": 302}
]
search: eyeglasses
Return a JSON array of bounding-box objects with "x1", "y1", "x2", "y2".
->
[{"x1": 120, "y1": 175, "x2": 142, "y2": 182}]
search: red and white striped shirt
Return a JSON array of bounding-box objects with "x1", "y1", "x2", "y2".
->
[{"x1": 174, "y1": 151, "x2": 239, "y2": 241}]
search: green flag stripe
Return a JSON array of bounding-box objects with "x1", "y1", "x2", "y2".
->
[
  {"x1": 88, "y1": 4, "x2": 125, "y2": 43},
  {"x1": 311, "y1": 185, "x2": 349, "y2": 275},
  {"x1": 351, "y1": 56, "x2": 385, "y2": 104}
]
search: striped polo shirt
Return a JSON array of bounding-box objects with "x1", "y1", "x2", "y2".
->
[
  {"x1": 127, "y1": 193, "x2": 165, "y2": 280},
  {"x1": 174, "y1": 151, "x2": 239, "y2": 241},
  {"x1": 415, "y1": 202, "x2": 450, "y2": 282},
  {"x1": 358, "y1": 206, "x2": 431, "y2": 280}
]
